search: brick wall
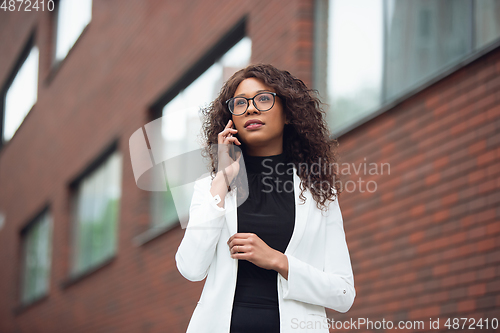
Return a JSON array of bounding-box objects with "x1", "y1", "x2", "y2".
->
[
  {"x1": 0, "y1": 1, "x2": 316, "y2": 332},
  {"x1": 336, "y1": 46, "x2": 500, "y2": 330}
]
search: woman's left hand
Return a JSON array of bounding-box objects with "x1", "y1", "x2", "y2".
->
[{"x1": 227, "y1": 233, "x2": 284, "y2": 271}]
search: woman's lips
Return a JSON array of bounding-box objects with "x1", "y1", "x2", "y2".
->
[{"x1": 245, "y1": 123, "x2": 264, "y2": 130}]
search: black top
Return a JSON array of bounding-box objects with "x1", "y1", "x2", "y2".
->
[{"x1": 232, "y1": 151, "x2": 296, "y2": 308}]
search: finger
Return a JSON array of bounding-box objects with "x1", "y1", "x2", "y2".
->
[
  {"x1": 231, "y1": 251, "x2": 249, "y2": 259},
  {"x1": 232, "y1": 232, "x2": 242, "y2": 238},
  {"x1": 239, "y1": 233, "x2": 254, "y2": 237},
  {"x1": 227, "y1": 234, "x2": 237, "y2": 244},
  {"x1": 219, "y1": 125, "x2": 231, "y2": 134},
  {"x1": 223, "y1": 137, "x2": 239, "y2": 145},
  {"x1": 218, "y1": 128, "x2": 238, "y2": 137},
  {"x1": 230, "y1": 244, "x2": 248, "y2": 254},
  {"x1": 224, "y1": 128, "x2": 238, "y2": 136},
  {"x1": 224, "y1": 137, "x2": 239, "y2": 145}
]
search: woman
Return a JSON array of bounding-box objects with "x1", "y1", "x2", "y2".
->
[{"x1": 175, "y1": 63, "x2": 355, "y2": 333}]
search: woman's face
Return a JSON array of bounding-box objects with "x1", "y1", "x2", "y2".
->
[{"x1": 231, "y1": 77, "x2": 287, "y2": 155}]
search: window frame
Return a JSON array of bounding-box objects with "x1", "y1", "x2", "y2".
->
[
  {"x1": 52, "y1": 0, "x2": 94, "y2": 67},
  {"x1": 132, "y1": 16, "x2": 249, "y2": 246},
  {"x1": 62, "y1": 139, "x2": 122, "y2": 287},
  {"x1": 18, "y1": 207, "x2": 53, "y2": 308},
  {"x1": 47, "y1": 0, "x2": 92, "y2": 82},
  {"x1": 314, "y1": 0, "x2": 500, "y2": 139},
  {"x1": 0, "y1": 32, "x2": 38, "y2": 150}
]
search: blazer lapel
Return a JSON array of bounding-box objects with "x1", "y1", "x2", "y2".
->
[
  {"x1": 226, "y1": 165, "x2": 310, "y2": 256},
  {"x1": 285, "y1": 165, "x2": 310, "y2": 255}
]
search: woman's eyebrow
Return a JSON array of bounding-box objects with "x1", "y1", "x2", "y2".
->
[{"x1": 235, "y1": 89, "x2": 270, "y2": 97}]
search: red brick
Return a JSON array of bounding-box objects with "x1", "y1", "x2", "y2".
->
[
  {"x1": 477, "y1": 150, "x2": 496, "y2": 166},
  {"x1": 434, "y1": 155, "x2": 449, "y2": 169},
  {"x1": 468, "y1": 140, "x2": 487, "y2": 154},
  {"x1": 426, "y1": 173, "x2": 441, "y2": 185},
  {"x1": 441, "y1": 193, "x2": 458, "y2": 206},
  {"x1": 477, "y1": 238, "x2": 497, "y2": 252},
  {"x1": 433, "y1": 210, "x2": 450, "y2": 223},
  {"x1": 486, "y1": 103, "x2": 500, "y2": 120},
  {"x1": 457, "y1": 299, "x2": 476, "y2": 312},
  {"x1": 450, "y1": 121, "x2": 468, "y2": 135},
  {"x1": 486, "y1": 220, "x2": 500, "y2": 234},
  {"x1": 433, "y1": 264, "x2": 449, "y2": 276},
  {"x1": 411, "y1": 204, "x2": 426, "y2": 217}
]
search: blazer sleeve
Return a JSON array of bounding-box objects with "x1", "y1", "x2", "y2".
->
[
  {"x1": 175, "y1": 176, "x2": 227, "y2": 282},
  {"x1": 278, "y1": 195, "x2": 356, "y2": 313}
]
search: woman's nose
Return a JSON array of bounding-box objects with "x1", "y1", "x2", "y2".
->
[{"x1": 246, "y1": 100, "x2": 260, "y2": 114}]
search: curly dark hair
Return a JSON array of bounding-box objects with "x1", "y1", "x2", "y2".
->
[{"x1": 200, "y1": 63, "x2": 342, "y2": 212}]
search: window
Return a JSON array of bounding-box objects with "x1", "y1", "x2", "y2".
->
[
  {"x1": 54, "y1": 0, "x2": 92, "y2": 62},
  {"x1": 315, "y1": 0, "x2": 500, "y2": 136},
  {"x1": 71, "y1": 150, "x2": 122, "y2": 276},
  {"x1": 148, "y1": 37, "x2": 252, "y2": 233},
  {"x1": 475, "y1": 0, "x2": 500, "y2": 49},
  {"x1": 3, "y1": 46, "x2": 39, "y2": 142},
  {"x1": 20, "y1": 210, "x2": 53, "y2": 305}
]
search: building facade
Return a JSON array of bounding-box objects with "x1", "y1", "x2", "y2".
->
[{"x1": 0, "y1": 0, "x2": 499, "y2": 332}]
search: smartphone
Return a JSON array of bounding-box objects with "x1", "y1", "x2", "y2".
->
[
  {"x1": 230, "y1": 122, "x2": 236, "y2": 160},
  {"x1": 220, "y1": 120, "x2": 236, "y2": 161}
]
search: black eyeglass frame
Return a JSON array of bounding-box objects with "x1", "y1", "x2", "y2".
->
[{"x1": 225, "y1": 92, "x2": 278, "y2": 115}]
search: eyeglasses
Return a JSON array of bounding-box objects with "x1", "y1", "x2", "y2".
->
[{"x1": 225, "y1": 92, "x2": 277, "y2": 115}]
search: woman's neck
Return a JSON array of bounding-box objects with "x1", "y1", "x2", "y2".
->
[
  {"x1": 243, "y1": 150, "x2": 289, "y2": 174},
  {"x1": 243, "y1": 145, "x2": 283, "y2": 157}
]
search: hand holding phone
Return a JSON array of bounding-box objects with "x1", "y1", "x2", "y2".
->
[{"x1": 217, "y1": 119, "x2": 242, "y2": 184}]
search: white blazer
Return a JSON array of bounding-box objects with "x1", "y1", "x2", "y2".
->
[{"x1": 175, "y1": 165, "x2": 356, "y2": 333}]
